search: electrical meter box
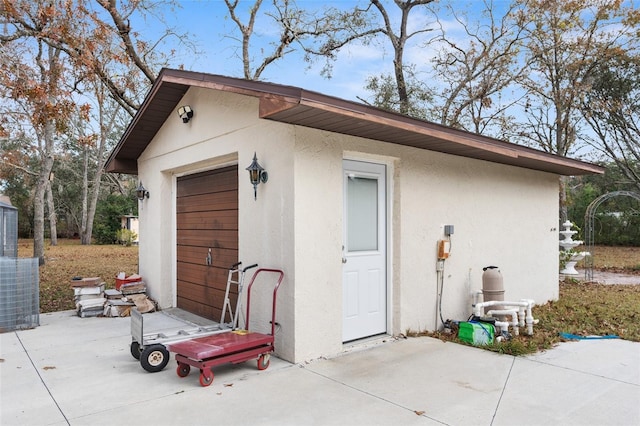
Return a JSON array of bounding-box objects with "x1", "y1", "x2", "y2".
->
[{"x1": 458, "y1": 321, "x2": 495, "y2": 346}]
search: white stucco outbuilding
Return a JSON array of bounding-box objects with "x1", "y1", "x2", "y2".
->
[{"x1": 106, "y1": 68, "x2": 603, "y2": 363}]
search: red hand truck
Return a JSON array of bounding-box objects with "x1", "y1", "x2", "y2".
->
[{"x1": 168, "y1": 268, "x2": 284, "y2": 387}]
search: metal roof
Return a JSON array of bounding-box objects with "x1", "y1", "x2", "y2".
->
[{"x1": 105, "y1": 68, "x2": 604, "y2": 176}]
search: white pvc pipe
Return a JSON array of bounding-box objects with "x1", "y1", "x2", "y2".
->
[
  {"x1": 486, "y1": 309, "x2": 519, "y2": 336},
  {"x1": 473, "y1": 299, "x2": 536, "y2": 335},
  {"x1": 473, "y1": 290, "x2": 483, "y2": 306},
  {"x1": 521, "y1": 299, "x2": 536, "y2": 335},
  {"x1": 494, "y1": 320, "x2": 510, "y2": 335}
]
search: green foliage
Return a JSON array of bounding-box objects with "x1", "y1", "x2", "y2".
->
[
  {"x1": 0, "y1": 135, "x2": 38, "y2": 237},
  {"x1": 364, "y1": 69, "x2": 434, "y2": 120},
  {"x1": 115, "y1": 228, "x2": 137, "y2": 246},
  {"x1": 1, "y1": 172, "x2": 34, "y2": 237},
  {"x1": 48, "y1": 159, "x2": 85, "y2": 237},
  {"x1": 567, "y1": 162, "x2": 640, "y2": 246},
  {"x1": 581, "y1": 53, "x2": 640, "y2": 193},
  {"x1": 93, "y1": 193, "x2": 137, "y2": 245}
]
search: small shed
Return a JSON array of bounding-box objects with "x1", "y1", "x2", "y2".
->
[
  {"x1": 120, "y1": 215, "x2": 139, "y2": 244},
  {"x1": 0, "y1": 194, "x2": 39, "y2": 331},
  {"x1": 106, "y1": 69, "x2": 603, "y2": 363},
  {"x1": 0, "y1": 195, "x2": 18, "y2": 258}
]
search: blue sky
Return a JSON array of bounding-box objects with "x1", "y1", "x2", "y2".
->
[
  {"x1": 134, "y1": 0, "x2": 490, "y2": 103},
  {"x1": 133, "y1": 1, "x2": 610, "y2": 160}
]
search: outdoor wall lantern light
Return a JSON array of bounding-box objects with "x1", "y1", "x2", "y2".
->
[
  {"x1": 177, "y1": 105, "x2": 194, "y2": 123},
  {"x1": 136, "y1": 182, "x2": 149, "y2": 201},
  {"x1": 246, "y1": 152, "x2": 268, "y2": 200}
]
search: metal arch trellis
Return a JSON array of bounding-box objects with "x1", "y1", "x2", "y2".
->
[{"x1": 583, "y1": 190, "x2": 640, "y2": 281}]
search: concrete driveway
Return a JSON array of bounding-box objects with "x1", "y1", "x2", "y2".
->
[{"x1": 1, "y1": 310, "x2": 639, "y2": 425}]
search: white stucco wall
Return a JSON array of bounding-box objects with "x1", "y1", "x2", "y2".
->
[
  {"x1": 136, "y1": 87, "x2": 297, "y2": 362},
  {"x1": 289, "y1": 126, "x2": 559, "y2": 361},
  {"x1": 136, "y1": 86, "x2": 560, "y2": 364}
]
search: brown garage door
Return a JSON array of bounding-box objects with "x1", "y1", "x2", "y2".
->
[{"x1": 176, "y1": 166, "x2": 238, "y2": 321}]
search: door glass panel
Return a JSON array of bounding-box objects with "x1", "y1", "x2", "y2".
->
[{"x1": 347, "y1": 176, "x2": 378, "y2": 252}]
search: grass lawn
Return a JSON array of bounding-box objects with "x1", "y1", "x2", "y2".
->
[
  {"x1": 420, "y1": 247, "x2": 640, "y2": 354},
  {"x1": 18, "y1": 239, "x2": 640, "y2": 355}
]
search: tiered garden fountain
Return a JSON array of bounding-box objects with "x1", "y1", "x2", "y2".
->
[{"x1": 559, "y1": 220, "x2": 590, "y2": 275}]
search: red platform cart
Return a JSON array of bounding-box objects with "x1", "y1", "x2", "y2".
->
[{"x1": 168, "y1": 268, "x2": 284, "y2": 387}]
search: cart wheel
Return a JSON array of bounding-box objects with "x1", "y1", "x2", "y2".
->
[
  {"x1": 140, "y1": 344, "x2": 170, "y2": 373},
  {"x1": 176, "y1": 363, "x2": 190, "y2": 378},
  {"x1": 199, "y1": 370, "x2": 214, "y2": 387},
  {"x1": 130, "y1": 341, "x2": 141, "y2": 360},
  {"x1": 257, "y1": 353, "x2": 270, "y2": 371}
]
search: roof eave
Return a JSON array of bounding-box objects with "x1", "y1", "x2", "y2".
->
[
  {"x1": 105, "y1": 69, "x2": 604, "y2": 177},
  {"x1": 258, "y1": 94, "x2": 604, "y2": 176}
]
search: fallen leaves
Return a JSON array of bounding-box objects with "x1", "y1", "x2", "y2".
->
[{"x1": 18, "y1": 239, "x2": 138, "y2": 313}]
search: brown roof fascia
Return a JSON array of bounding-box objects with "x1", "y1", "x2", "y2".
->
[
  {"x1": 105, "y1": 69, "x2": 305, "y2": 174},
  {"x1": 259, "y1": 92, "x2": 603, "y2": 175},
  {"x1": 106, "y1": 158, "x2": 138, "y2": 175},
  {"x1": 161, "y1": 70, "x2": 303, "y2": 100},
  {"x1": 104, "y1": 70, "x2": 187, "y2": 174},
  {"x1": 301, "y1": 96, "x2": 520, "y2": 159},
  {"x1": 106, "y1": 68, "x2": 604, "y2": 176}
]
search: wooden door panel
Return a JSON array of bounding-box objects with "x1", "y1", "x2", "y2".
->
[{"x1": 176, "y1": 166, "x2": 238, "y2": 320}]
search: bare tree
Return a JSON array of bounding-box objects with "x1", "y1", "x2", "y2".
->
[
  {"x1": 428, "y1": 0, "x2": 528, "y2": 135},
  {"x1": 77, "y1": 83, "x2": 126, "y2": 245},
  {"x1": 0, "y1": 40, "x2": 68, "y2": 263},
  {"x1": 331, "y1": 0, "x2": 436, "y2": 116},
  {"x1": 582, "y1": 55, "x2": 640, "y2": 192},
  {"x1": 309, "y1": 0, "x2": 437, "y2": 116},
  {"x1": 222, "y1": 0, "x2": 377, "y2": 81},
  {"x1": 1, "y1": 0, "x2": 190, "y2": 255},
  {"x1": 367, "y1": 0, "x2": 435, "y2": 115},
  {"x1": 221, "y1": 1, "x2": 436, "y2": 116},
  {"x1": 511, "y1": 0, "x2": 637, "y2": 222}
]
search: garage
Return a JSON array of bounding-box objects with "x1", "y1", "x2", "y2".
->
[
  {"x1": 106, "y1": 69, "x2": 603, "y2": 362},
  {"x1": 176, "y1": 165, "x2": 238, "y2": 320}
]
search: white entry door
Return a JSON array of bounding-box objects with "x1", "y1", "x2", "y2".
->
[{"x1": 342, "y1": 160, "x2": 387, "y2": 342}]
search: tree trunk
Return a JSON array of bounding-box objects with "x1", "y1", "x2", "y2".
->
[
  {"x1": 33, "y1": 177, "x2": 46, "y2": 265},
  {"x1": 84, "y1": 150, "x2": 105, "y2": 245},
  {"x1": 82, "y1": 158, "x2": 103, "y2": 246},
  {"x1": 46, "y1": 180, "x2": 57, "y2": 246},
  {"x1": 559, "y1": 176, "x2": 568, "y2": 226},
  {"x1": 33, "y1": 149, "x2": 55, "y2": 265},
  {"x1": 80, "y1": 144, "x2": 91, "y2": 245}
]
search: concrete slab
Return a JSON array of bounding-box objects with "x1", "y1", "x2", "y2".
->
[
  {"x1": 72, "y1": 364, "x2": 438, "y2": 426},
  {"x1": 0, "y1": 332, "x2": 68, "y2": 425},
  {"x1": 575, "y1": 268, "x2": 640, "y2": 285},
  {"x1": 305, "y1": 338, "x2": 512, "y2": 425},
  {"x1": 494, "y1": 338, "x2": 640, "y2": 425},
  {"x1": 527, "y1": 338, "x2": 640, "y2": 385},
  {"x1": 2, "y1": 310, "x2": 639, "y2": 426},
  {"x1": 495, "y1": 356, "x2": 640, "y2": 426}
]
